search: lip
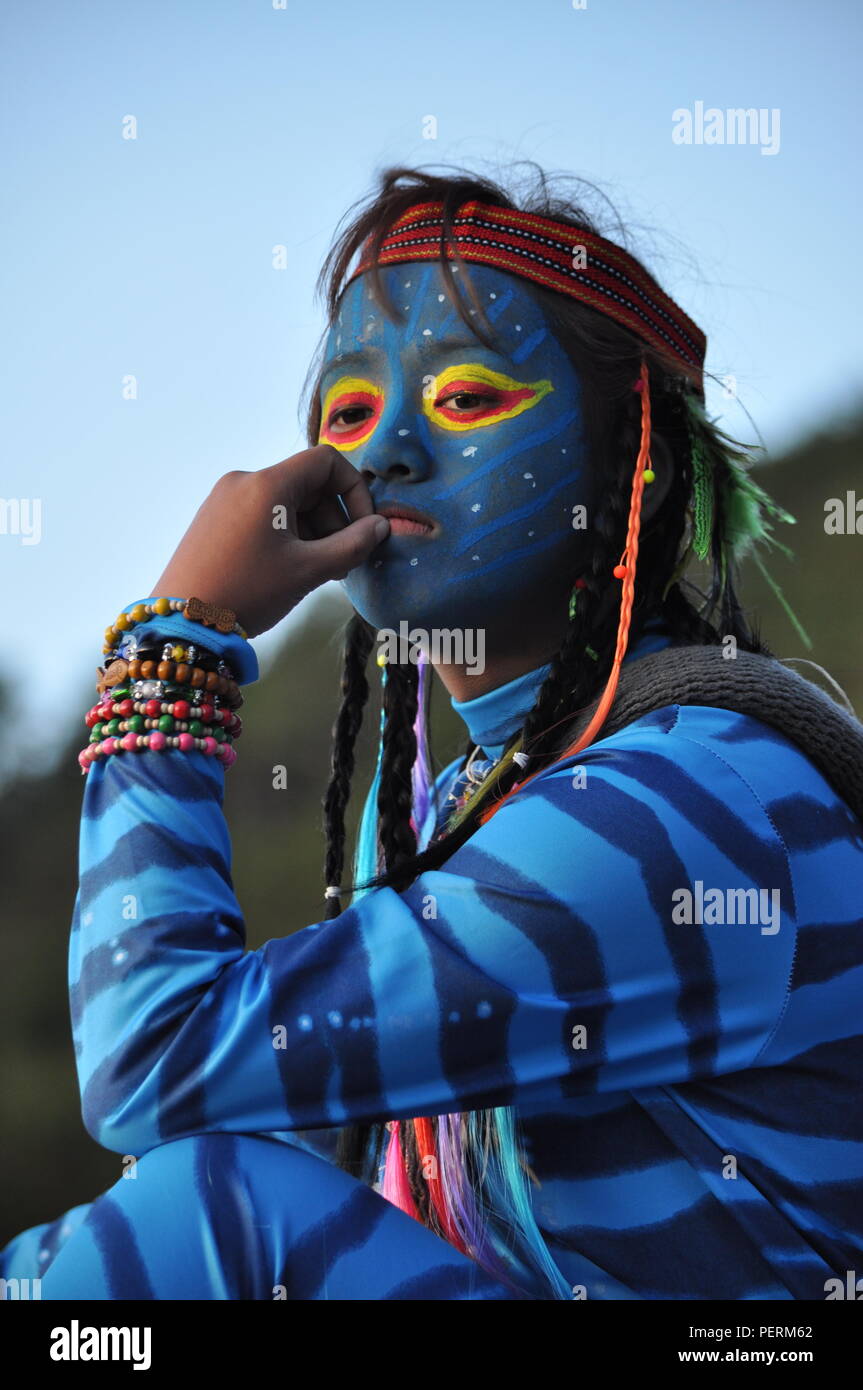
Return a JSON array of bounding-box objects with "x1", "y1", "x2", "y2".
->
[{"x1": 375, "y1": 500, "x2": 437, "y2": 537}]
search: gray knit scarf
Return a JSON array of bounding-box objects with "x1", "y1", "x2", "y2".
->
[{"x1": 562, "y1": 645, "x2": 863, "y2": 824}]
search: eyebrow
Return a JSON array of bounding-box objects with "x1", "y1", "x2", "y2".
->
[{"x1": 319, "y1": 334, "x2": 507, "y2": 387}]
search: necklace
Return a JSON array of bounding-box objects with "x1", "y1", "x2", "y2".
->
[
  {"x1": 437, "y1": 746, "x2": 503, "y2": 831},
  {"x1": 464, "y1": 744, "x2": 500, "y2": 787}
]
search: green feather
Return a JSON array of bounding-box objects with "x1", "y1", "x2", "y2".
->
[
  {"x1": 750, "y1": 549, "x2": 813, "y2": 650},
  {"x1": 720, "y1": 454, "x2": 796, "y2": 563},
  {"x1": 689, "y1": 432, "x2": 714, "y2": 562},
  {"x1": 681, "y1": 391, "x2": 809, "y2": 644}
]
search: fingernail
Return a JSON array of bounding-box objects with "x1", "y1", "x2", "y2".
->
[{"x1": 374, "y1": 517, "x2": 390, "y2": 541}]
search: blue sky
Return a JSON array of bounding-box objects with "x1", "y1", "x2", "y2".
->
[{"x1": 1, "y1": 0, "x2": 861, "y2": 776}]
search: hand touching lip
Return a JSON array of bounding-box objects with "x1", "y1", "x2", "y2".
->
[{"x1": 375, "y1": 501, "x2": 437, "y2": 537}]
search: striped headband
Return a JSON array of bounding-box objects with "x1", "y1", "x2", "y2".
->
[{"x1": 346, "y1": 199, "x2": 706, "y2": 391}]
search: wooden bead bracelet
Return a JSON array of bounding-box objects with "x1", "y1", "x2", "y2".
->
[
  {"x1": 96, "y1": 656, "x2": 242, "y2": 709},
  {"x1": 103, "y1": 596, "x2": 248, "y2": 654}
]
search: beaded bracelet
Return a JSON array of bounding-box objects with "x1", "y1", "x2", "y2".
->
[
  {"x1": 86, "y1": 697, "x2": 242, "y2": 736},
  {"x1": 128, "y1": 658, "x2": 240, "y2": 698},
  {"x1": 96, "y1": 656, "x2": 243, "y2": 709},
  {"x1": 81, "y1": 605, "x2": 247, "y2": 773},
  {"x1": 111, "y1": 635, "x2": 230, "y2": 670},
  {"x1": 121, "y1": 644, "x2": 224, "y2": 674},
  {"x1": 102, "y1": 632, "x2": 236, "y2": 677},
  {"x1": 87, "y1": 713, "x2": 233, "y2": 743},
  {"x1": 85, "y1": 699, "x2": 239, "y2": 742},
  {"x1": 103, "y1": 596, "x2": 247, "y2": 654},
  {"x1": 78, "y1": 730, "x2": 238, "y2": 774},
  {"x1": 98, "y1": 635, "x2": 243, "y2": 711}
]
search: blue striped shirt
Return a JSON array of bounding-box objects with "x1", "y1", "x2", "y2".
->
[{"x1": 65, "y1": 638, "x2": 863, "y2": 1299}]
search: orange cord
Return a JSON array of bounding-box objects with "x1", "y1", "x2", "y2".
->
[{"x1": 478, "y1": 360, "x2": 652, "y2": 826}]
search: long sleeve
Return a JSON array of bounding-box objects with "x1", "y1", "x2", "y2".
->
[{"x1": 70, "y1": 706, "x2": 799, "y2": 1156}]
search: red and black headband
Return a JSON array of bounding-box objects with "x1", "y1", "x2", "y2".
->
[{"x1": 346, "y1": 198, "x2": 706, "y2": 393}]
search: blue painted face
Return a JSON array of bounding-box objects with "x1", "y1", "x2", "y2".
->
[{"x1": 317, "y1": 262, "x2": 596, "y2": 640}]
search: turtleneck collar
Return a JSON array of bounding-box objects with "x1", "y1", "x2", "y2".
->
[
  {"x1": 450, "y1": 619, "x2": 672, "y2": 759},
  {"x1": 450, "y1": 664, "x2": 552, "y2": 760}
]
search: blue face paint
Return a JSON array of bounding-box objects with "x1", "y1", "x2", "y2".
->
[{"x1": 318, "y1": 262, "x2": 596, "y2": 638}]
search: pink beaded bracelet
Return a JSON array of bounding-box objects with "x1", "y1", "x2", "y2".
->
[{"x1": 78, "y1": 730, "x2": 238, "y2": 774}]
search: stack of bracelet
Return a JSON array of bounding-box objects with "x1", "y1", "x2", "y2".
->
[{"x1": 78, "y1": 630, "x2": 243, "y2": 775}]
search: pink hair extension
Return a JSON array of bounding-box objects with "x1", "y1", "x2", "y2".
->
[{"x1": 381, "y1": 1121, "x2": 421, "y2": 1222}]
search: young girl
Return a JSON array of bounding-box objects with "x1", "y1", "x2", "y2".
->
[{"x1": 4, "y1": 166, "x2": 863, "y2": 1301}]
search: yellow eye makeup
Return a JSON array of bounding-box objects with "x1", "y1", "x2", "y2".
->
[
  {"x1": 319, "y1": 376, "x2": 384, "y2": 450},
  {"x1": 422, "y1": 363, "x2": 553, "y2": 432}
]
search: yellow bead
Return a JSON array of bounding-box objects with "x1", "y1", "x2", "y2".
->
[
  {"x1": 171, "y1": 645, "x2": 185, "y2": 661},
  {"x1": 115, "y1": 614, "x2": 131, "y2": 631},
  {"x1": 154, "y1": 597, "x2": 171, "y2": 616},
  {"x1": 376, "y1": 650, "x2": 387, "y2": 667},
  {"x1": 643, "y1": 468, "x2": 655, "y2": 484},
  {"x1": 130, "y1": 604, "x2": 148, "y2": 623}
]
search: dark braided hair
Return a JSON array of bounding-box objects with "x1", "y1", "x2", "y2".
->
[
  {"x1": 309, "y1": 163, "x2": 767, "y2": 1257},
  {"x1": 322, "y1": 614, "x2": 375, "y2": 921},
  {"x1": 377, "y1": 660, "x2": 420, "y2": 874}
]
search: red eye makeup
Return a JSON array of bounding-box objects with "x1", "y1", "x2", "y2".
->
[
  {"x1": 423, "y1": 364, "x2": 553, "y2": 432},
  {"x1": 319, "y1": 376, "x2": 384, "y2": 451}
]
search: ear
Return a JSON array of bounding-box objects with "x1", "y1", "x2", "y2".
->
[{"x1": 640, "y1": 431, "x2": 674, "y2": 525}]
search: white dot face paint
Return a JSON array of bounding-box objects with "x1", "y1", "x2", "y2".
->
[{"x1": 317, "y1": 261, "x2": 595, "y2": 635}]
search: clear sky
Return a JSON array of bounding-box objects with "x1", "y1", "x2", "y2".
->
[{"x1": 1, "y1": 0, "x2": 861, "y2": 777}]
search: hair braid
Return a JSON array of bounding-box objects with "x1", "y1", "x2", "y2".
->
[
  {"x1": 322, "y1": 614, "x2": 375, "y2": 920},
  {"x1": 377, "y1": 660, "x2": 420, "y2": 875}
]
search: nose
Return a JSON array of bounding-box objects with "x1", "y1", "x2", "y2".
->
[{"x1": 359, "y1": 419, "x2": 433, "y2": 487}]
